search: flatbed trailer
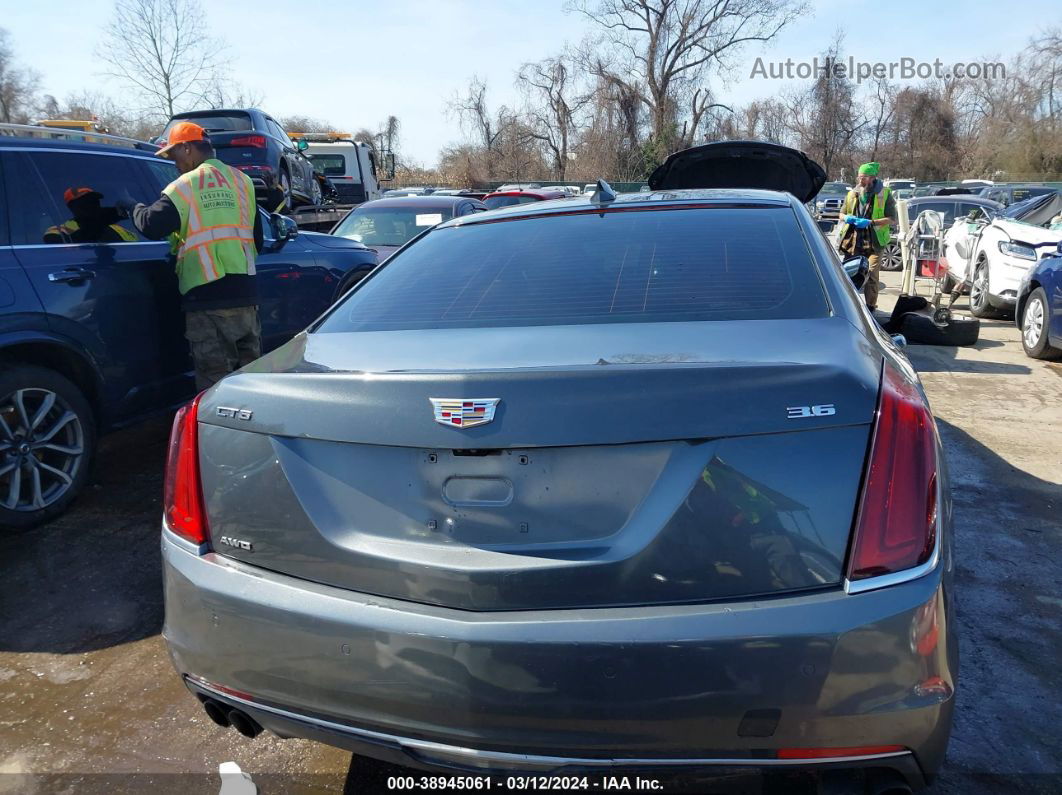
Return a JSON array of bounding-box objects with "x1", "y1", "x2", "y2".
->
[{"x1": 290, "y1": 203, "x2": 357, "y2": 232}]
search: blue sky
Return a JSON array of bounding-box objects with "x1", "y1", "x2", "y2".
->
[{"x1": 3, "y1": 0, "x2": 1056, "y2": 164}]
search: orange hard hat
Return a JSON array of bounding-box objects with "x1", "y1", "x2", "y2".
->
[
  {"x1": 64, "y1": 187, "x2": 102, "y2": 203},
  {"x1": 156, "y1": 121, "x2": 209, "y2": 158}
]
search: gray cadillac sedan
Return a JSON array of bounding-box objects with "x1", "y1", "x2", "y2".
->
[{"x1": 161, "y1": 142, "x2": 956, "y2": 792}]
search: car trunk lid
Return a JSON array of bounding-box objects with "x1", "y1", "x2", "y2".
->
[
  {"x1": 197, "y1": 319, "x2": 880, "y2": 610},
  {"x1": 648, "y1": 141, "x2": 827, "y2": 204}
]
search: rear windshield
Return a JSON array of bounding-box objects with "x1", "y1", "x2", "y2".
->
[
  {"x1": 307, "y1": 153, "x2": 347, "y2": 176},
  {"x1": 317, "y1": 206, "x2": 828, "y2": 332},
  {"x1": 163, "y1": 113, "x2": 252, "y2": 134},
  {"x1": 483, "y1": 195, "x2": 542, "y2": 210}
]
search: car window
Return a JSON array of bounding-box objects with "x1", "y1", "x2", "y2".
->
[
  {"x1": 907, "y1": 201, "x2": 956, "y2": 224},
  {"x1": 22, "y1": 152, "x2": 153, "y2": 244},
  {"x1": 483, "y1": 195, "x2": 542, "y2": 210},
  {"x1": 266, "y1": 119, "x2": 290, "y2": 146},
  {"x1": 140, "y1": 159, "x2": 180, "y2": 193},
  {"x1": 318, "y1": 206, "x2": 828, "y2": 333},
  {"x1": 162, "y1": 113, "x2": 252, "y2": 136},
  {"x1": 3, "y1": 154, "x2": 60, "y2": 245},
  {"x1": 333, "y1": 206, "x2": 453, "y2": 247},
  {"x1": 306, "y1": 153, "x2": 346, "y2": 176},
  {"x1": 956, "y1": 202, "x2": 992, "y2": 220}
]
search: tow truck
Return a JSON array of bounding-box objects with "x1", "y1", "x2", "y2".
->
[{"x1": 286, "y1": 132, "x2": 395, "y2": 231}]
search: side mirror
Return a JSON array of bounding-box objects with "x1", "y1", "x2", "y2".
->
[
  {"x1": 269, "y1": 212, "x2": 299, "y2": 251},
  {"x1": 842, "y1": 255, "x2": 869, "y2": 291},
  {"x1": 295, "y1": 139, "x2": 309, "y2": 152}
]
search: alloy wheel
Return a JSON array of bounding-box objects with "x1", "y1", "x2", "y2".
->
[
  {"x1": 279, "y1": 171, "x2": 292, "y2": 211},
  {"x1": 1023, "y1": 296, "x2": 1045, "y2": 349},
  {"x1": 0, "y1": 388, "x2": 85, "y2": 512},
  {"x1": 310, "y1": 178, "x2": 322, "y2": 206},
  {"x1": 970, "y1": 267, "x2": 987, "y2": 310},
  {"x1": 880, "y1": 242, "x2": 903, "y2": 271}
]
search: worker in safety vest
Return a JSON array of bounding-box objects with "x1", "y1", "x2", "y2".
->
[
  {"x1": 116, "y1": 121, "x2": 264, "y2": 390},
  {"x1": 836, "y1": 162, "x2": 897, "y2": 311},
  {"x1": 44, "y1": 187, "x2": 138, "y2": 244}
]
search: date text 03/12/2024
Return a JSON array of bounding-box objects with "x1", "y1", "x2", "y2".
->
[{"x1": 386, "y1": 776, "x2": 666, "y2": 791}]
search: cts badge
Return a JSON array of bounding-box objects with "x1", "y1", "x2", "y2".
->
[
  {"x1": 216, "y1": 406, "x2": 253, "y2": 421},
  {"x1": 430, "y1": 398, "x2": 500, "y2": 428}
]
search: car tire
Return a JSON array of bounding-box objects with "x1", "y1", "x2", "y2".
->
[
  {"x1": 278, "y1": 168, "x2": 292, "y2": 213},
  {"x1": 0, "y1": 365, "x2": 96, "y2": 530},
  {"x1": 968, "y1": 261, "x2": 1004, "y2": 318},
  {"x1": 1020, "y1": 287, "x2": 1062, "y2": 360},
  {"x1": 900, "y1": 312, "x2": 980, "y2": 346},
  {"x1": 309, "y1": 177, "x2": 323, "y2": 207},
  {"x1": 880, "y1": 241, "x2": 903, "y2": 271}
]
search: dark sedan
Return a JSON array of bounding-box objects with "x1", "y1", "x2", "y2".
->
[
  {"x1": 162, "y1": 141, "x2": 955, "y2": 793},
  {"x1": 331, "y1": 195, "x2": 486, "y2": 261}
]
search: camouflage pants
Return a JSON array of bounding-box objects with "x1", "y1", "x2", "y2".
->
[{"x1": 184, "y1": 306, "x2": 262, "y2": 390}]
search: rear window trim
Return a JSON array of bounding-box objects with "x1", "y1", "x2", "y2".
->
[{"x1": 450, "y1": 201, "x2": 792, "y2": 229}]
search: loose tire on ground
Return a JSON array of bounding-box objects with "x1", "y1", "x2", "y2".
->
[
  {"x1": 899, "y1": 312, "x2": 980, "y2": 347},
  {"x1": 0, "y1": 364, "x2": 96, "y2": 530},
  {"x1": 1020, "y1": 287, "x2": 1062, "y2": 360}
]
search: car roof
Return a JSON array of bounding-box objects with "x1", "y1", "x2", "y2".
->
[
  {"x1": 0, "y1": 137, "x2": 160, "y2": 155},
  {"x1": 444, "y1": 189, "x2": 794, "y2": 228},
  {"x1": 908, "y1": 195, "x2": 1002, "y2": 208},
  {"x1": 483, "y1": 189, "x2": 568, "y2": 199},
  {"x1": 355, "y1": 196, "x2": 481, "y2": 210}
]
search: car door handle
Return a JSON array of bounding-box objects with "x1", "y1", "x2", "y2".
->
[{"x1": 48, "y1": 268, "x2": 96, "y2": 283}]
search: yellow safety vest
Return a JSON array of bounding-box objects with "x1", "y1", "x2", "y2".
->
[
  {"x1": 838, "y1": 186, "x2": 892, "y2": 248},
  {"x1": 162, "y1": 159, "x2": 257, "y2": 295}
]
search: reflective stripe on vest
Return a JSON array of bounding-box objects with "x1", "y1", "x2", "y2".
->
[
  {"x1": 163, "y1": 159, "x2": 257, "y2": 294},
  {"x1": 838, "y1": 186, "x2": 892, "y2": 247}
]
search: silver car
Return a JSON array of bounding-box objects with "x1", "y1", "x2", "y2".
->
[{"x1": 162, "y1": 142, "x2": 956, "y2": 792}]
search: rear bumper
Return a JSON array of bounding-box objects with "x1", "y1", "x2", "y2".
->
[{"x1": 162, "y1": 528, "x2": 956, "y2": 787}]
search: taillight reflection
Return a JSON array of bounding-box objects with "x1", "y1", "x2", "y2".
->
[
  {"x1": 848, "y1": 364, "x2": 938, "y2": 581},
  {"x1": 163, "y1": 393, "x2": 209, "y2": 545}
]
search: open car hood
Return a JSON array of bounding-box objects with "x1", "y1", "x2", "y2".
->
[{"x1": 647, "y1": 141, "x2": 827, "y2": 204}]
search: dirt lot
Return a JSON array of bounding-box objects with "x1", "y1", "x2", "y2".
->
[{"x1": 1, "y1": 271, "x2": 1060, "y2": 794}]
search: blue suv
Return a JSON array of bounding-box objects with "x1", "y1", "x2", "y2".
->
[{"x1": 0, "y1": 131, "x2": 378, "y2": 528}]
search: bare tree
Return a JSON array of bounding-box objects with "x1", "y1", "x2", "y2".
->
[
  {"x1": 571, "y1": 0, "x2": 805, "y2": 167},
  {"x1": 448, "y1": 77, "x2": 517, "y2": 179},
  {"x1": 200, "y1": 76, "x2": 265, "y2": 110},
  {"x1": 785, "y1": 37, "x2": 865, "y2": 178},
  {"x1": 97, "y1": 0, "x2": 227, "y2": 121},
  {"x1": 278, "y1": 115, "x2": 336, "y2": 134},
  {"x1": 0, "y1": 29, "x2": 40, "y2": 124},
  {"x1": 518, "y1": 55, "x2": 590, "y2": 179}
]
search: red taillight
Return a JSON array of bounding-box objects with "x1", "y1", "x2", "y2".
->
[
  {"x1": 163, "y1": 394, "x2": 209, "y2": 545},
  {"x1": 777, "y1": 745, "x2": 905, "y2": 759},
  {"x1": 848, "y1": 364, "x2": 938, "y2": 581},
  {"x1": 230, "y1": 135, "x2": 266, "y2": 147}
]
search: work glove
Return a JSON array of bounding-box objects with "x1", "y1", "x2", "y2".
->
[
  {"x1": 846, "y1": 216, "x2": 872, "y2": 230},
  {"x1": 113, "y1": 190, "x2": 139, "y2": 219}
]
